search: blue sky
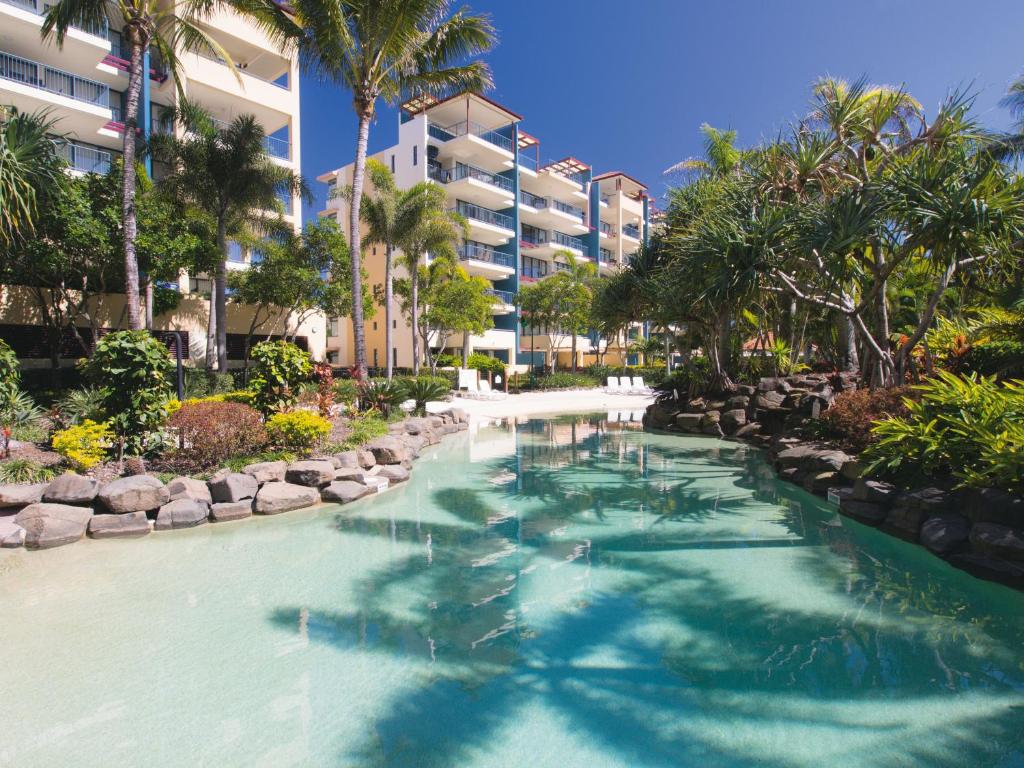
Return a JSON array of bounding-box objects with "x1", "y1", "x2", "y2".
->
[{"x1": 300, "y1": 0, "x2": 1024, "y2": 223}]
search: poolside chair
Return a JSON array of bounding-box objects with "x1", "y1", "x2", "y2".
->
[
  {"x1": 618, "y1": 376, "x2": 633, "y2": 392},
  {"x1": 478, "y1": 380, "x2": 506, "y2": 401},
  {"x1": 630, "y1": 376, "x2": 652, "y2": 394},
  {"x1": 604, "y1": 376, "x2": 624, "y2": 394}
]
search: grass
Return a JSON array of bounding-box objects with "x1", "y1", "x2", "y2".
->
[
  {"x1": 327, "y1": 414, "x2": 390, "y2": 453},
  {"x1": 0, "y1": 459, "x2": 59, "y2": 484},
  {"x1": 222, "y1": 450, "x2": 298, "y2": 475}
]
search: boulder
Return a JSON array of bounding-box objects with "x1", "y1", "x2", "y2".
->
[
  {"x1": 334, "y1": 467, "x2": 369, "y2": 484},
  {"x1": 674, "y1": 413, "x2": 703, "y2": 432},
  {"x1": 14, "y1": 503, "x2": 93, "y2": 549},
  {"x1": 920, "y1": 515, "x2": 972, "y2": 556},
  {"x1": 852, "y1": 479, "x2": 898, "y2": 505},
  {"x1": 757, "y1": 377, "x2": 783, "y2": 392},
  {"x1": 334, "y1": 450, "x2": 361, "y2": 469},
  {"x1": 166, "y1": 476, "x2": 213, "y2": 505},
  {"x1": 970, "y1": 523, "x2": 1024, "y2": 563},
  {"x1": 735, "y1": 384, "x2": 756, "y2": 397},
  {"x1": 320, "y1": 480, "x2": 372, "y2": 504},
  {"x1": 209, "y1": 500, "x2": 253, "y2": 523},
  {"x1": 242, "y1": 460, "x2": 287, "y2": 484},
  {"x1": 947, "y1": 552, "x2": 1024, "y2": 590},
  {"x1": 0, "y1": 482, "x2": 49, "y2": 509},
  {"x1": 43, "y1": 473, "x2": 99, "y2": 505},
  {"x1": 881, "y1": 504, "x2": 930, "y2": 542},
  {"x1": 89, "y1": 512, "x2": 150, "y2": 539},
  {"x1": 721, "y1": 409, "x2": 747, "y2": 433},
  {"x1": 805, "y1": 471, "x2": 839, "y2": 495},
  {"x1": 254, "y1": 482, "x2": 319, "y2": 515},
  {"x1": 208, "y1": 472, "x2": 258, "y2": 503},
  {"x1": 400, "y1": 433, "x2": 428, "y2": 457},
  {"x1": 365, "y1": 436, "x2": 410, "y2": 465},
  {"x1": 756, "y1": 391, "x2": 787, "y2": 409},
  {"x1": 839, "y1": 498, "x2": 888, "y2": 526},
  {"x1": 0, "y1": 517, "x2": 26, "y2": 548},
  {"x1": 97, "y1": 476, "x2": 169, "y2": 513},
  {"x1": 154, "y1": 499, "x2": 209, "y2": 531},
  {"x1": 726, "y1": 395, "x2": 750, "y2": 410},
  {"x1": 839, "y1": 460, "x2": 862, "y2": 481},
  {"x1": 357, "y1": 450, "x2": 376, "y2": 469},
  {"x1": 733, "y1": 422, "x2": 761, "y2": 439},
  {"x1": 961, "y1": 488, "x2": 1024, "y2": 528},
  {"x1": 900, "y1": 487, "x2": 952, "y2": 514},
  {"x1": 779, "y1": 467, "x2": 804, "y2": 484},
  {"x1": 377, "y1": 465, "x2": 410, "y2": 484},
  {"x1": 285, "y1": 460, "x2": 336, "y2": 487}
]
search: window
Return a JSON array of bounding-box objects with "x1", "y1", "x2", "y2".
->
[
  {"x1": 390, "y1": 154, "x2": 395, "y2": 173},
  {"x1": 327, "y1": 351, "x2": 339, "y2": 365},
  {"x1": 522, "y1": 255, "x2": 548, "y2": 280},
  {"x1": 373, "y1": 322, "x2": 378, "y2": 331},
  {"x1": 392, "y1": 347, "x2": 397, "y2": 366},
  {"x1": 227, "y1": 240, "x2": 244, "y2": 263},
  {"x1": 413, "y1": 145, "x2": 418, "y2": 166},
  {"x1": 392, "y1": 320, "x2": 396, "y2": 329},
  {"x1": 373, "y1": 348, "x2": 379, "y2": 367}
]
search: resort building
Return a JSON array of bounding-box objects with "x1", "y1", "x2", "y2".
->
[
  {"x1": 318, "y1": 92, "x2": 650, "y2": 370},
  {"x1": 0, "y1": 0, "x2": 322, "y2": 365}
]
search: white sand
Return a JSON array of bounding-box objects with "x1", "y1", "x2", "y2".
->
[{"x1": 428, "y1": 388, "x2": 655, "y2": 423}]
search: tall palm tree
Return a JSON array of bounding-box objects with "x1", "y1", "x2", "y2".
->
[
  {"x1": 664, "y1": 123, "x2": 745, "y2": 178},
  {"x1": 554, "y1": 252, "x2": 597, "y2": 372},
  {"x1": 0, "y1": 108, "x2": 65, "y2": 246},
  {"x1": 42, "y1": 0, "x2": 254, "y2": 330},
  {"x1": 151, "y1": 103, "x2": 306, "y2": 371},
  {"x1": 270, "y1": 0, "x2": 495, "y2": 378}
]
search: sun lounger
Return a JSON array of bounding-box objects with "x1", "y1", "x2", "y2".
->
[
  {"x1": 478, "y1": 380, "x2": 506, "y2": 400},
  {"x1": 605, "y1": 376, "x2": 625, "y2": 394},
  {"x1": 630, "y1": 376, "x2": 652, "y2": 394}
]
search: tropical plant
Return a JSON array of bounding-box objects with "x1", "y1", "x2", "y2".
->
[
  {"x1": 249, "y1": 340, "x2": 312, "y2": 416},
  {"x1": 814, "y1": 387, "x2": 914, "y2": 453},
  {"x1": 413, "y1": 263, "x2": 494, "y2": 374},
  {"x1": 51, "y1": 420, "x2": 114, "y2": 471},
  {"x1": 0, "y1": 339, "x2": 20, "y2": 410},
  {"x1": 330, "y1": 413, "x2": 389, "y2": 452},
  {"x1": 0, "y1": 458, "x2": 58, "y2": 484},
  {"x1": 1, "y1": 391, "x2": 47, "y2": 458},
  {"x1": 357, "y1": 378, "x2": 406, "y2": 416},
  {"x1": 0, "y1": 108, "x2": 65, "y2": 246},
  {"x1": 467, "y1": 352, "x2": 505, "y2": 376},
  {"x1": 269, "y1": 0, "x2": 496, "y2": 378},
  {"x1": 534, "y1": 372, "x2": 602, "y2": 390},
  {"x1": 265, "y1": 410, "x2": 331, "y2": 451},
  {"x1": 768, "y1": 339, "x2": 809, "y2": 376},
  {"x1": 165, "y1": 401, "x2": 267, "y2": 471},
  {"x1": 151, "y1": 102, "x2": 307, "y2": 370},
  {"x1": 400, "y1": 377, "x2": 449, "y2": 415},
  {"x1": 54, "y1": 387, "x2": 107, "y2": 427},
  {"x1": 82, "y1": 330, "x2": 174, "y2": 456}
]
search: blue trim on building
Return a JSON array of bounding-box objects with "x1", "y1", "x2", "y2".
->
[
  {"x1": 586, "y1": 170, "x2": 600, "y2": 265},
  {"x1": 142, "y1": 49, "x2": 151, "y2": 177},
  {"x1": 490, "y1": 122, "x2": 520, "y2": 343}
]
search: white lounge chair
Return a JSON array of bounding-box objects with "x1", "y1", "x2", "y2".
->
[
  {"x1": 478, "y1": 380, "x2": 506, "y2": 400},
  {"x1": 618, "y1": 376, "x2": 633, "y2": 392},
  {"x1": 630, "y1": 376, "x2": 652, "y2": 394},
  {"x1": 604, "y1": 376, "x2": 624, "y2": 394}
]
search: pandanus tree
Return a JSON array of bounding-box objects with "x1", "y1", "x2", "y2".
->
[
  {"x1": 150, "y1": 103, "x2": 307, "y2": 371},
  {"x1": 267, "y1": 0, "x2": 496, "y2": 378},
  {"x1": 0, "y1": 108, "x2": 65, "y2": 246},
  {"x1": 42, "y1": 0, "x2": 252, "y2": 330}
]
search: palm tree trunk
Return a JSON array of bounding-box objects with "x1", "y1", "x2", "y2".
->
[
  {"x1": 571, "y1": 333, "x2": 577, "y2": 372},
  {"x1": 462, "y1": 331, "x2": 470, "y2": 368},
  {"x1": 840, "y1": 314, "x2": 859, "y2": 372},
  {"x1": 121, "y1": 37, "x2": 145, "y2": 331},
  {"x1": 383, "y1": 245, "x2": 393, "y2": 380},
  {"x1": 206, "y1": 286, "x2": 216, "y2": 371},
  {"x1": 215, "y1": 217, "x2": 228, "y2": 373},
  {"x1": 144, "y1": 277, "x2": 153, "y2": 329},
  {"x1": 411, "y1": 268, "x2": 420, "y2": 375},
  {"x1": 349, "y1": 108, "x2": 372, "y2": 379}
]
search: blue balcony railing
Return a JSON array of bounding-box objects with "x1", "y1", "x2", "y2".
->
[
  {"x1": 264, "y1": 134, "x2": 290, "y2": 160},
  {"x1": 552, "y1": 199, "x2": 585, "y2": 221},
  {"x1": 453, "y1": 200, "x2": 513, "y2": 230},
  {"x1": 487, "y1": 288, "x2": 515, "y2": 305},
  {"x1": 622, "y1": 223, "x2": 641, "y2": 239},
  {"x1": 428, "y1": 120, "x2": 513, "y2": 152},
  {"x1": 519, "y1": 189, "x2": 546, "y2": 209},
  {"x1": 453, "y1": 162, "x2": 513, "y2": 192},
  {"x1": 459, "y1": 242, "x2": 514, "y2": 268},
  {"x1": 599, "y1": 247, "x2": 613, "y2": 263},
  {"x1": 58, "y1": 141, "x2": 112, "y2": 174},
  {"x1": 427, "y1": 122, "x2": 456, "y2": 142},
  {"x1": 553, "y1": 230, "x2": 589, "y2": 255},
  {"x1": 600, "y1": 220, "x2": 614, "y2": 236},
  {"x1": 0, "y1": 50, "x2": 109, "y2": 106}
]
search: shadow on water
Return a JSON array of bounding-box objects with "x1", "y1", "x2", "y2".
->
[{"x1": 269, "y1": 415, "x2": 1024, "y2": 768}]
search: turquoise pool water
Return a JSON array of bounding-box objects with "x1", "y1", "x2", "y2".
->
[{"x1": 1, "y1": 415, "x2": 1023, "y2": 767}]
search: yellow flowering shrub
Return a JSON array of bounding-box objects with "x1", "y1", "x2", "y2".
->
[
  {"x1": 266, "y1": 411, "x2": 331, "y2": 451},
  {"x1": 51, "y1": 420, "x2": 114, "y2": 471}
]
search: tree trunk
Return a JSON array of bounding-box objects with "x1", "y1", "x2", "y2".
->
[
  {"x1": 664, "y1": 332, "x2": 672, "y2": 373},
  {"x1": 410, "y1": 267, "x2": 420, "y2": 375},
  {"x1": 121, "y1": 36, "x2": 145, "y2": 331},
  {"x1": 461, "y1": 331, "x2": 470, "y2": 368},
  {"x1": 144, "y1": 276, "x2": 153, "y2": 329},
  {"x1": 348, "y1": 107, "x2": 373, "y2": 380},
  {"x1": 205, "y1": 283, "x2": 216, "y2": 371},
  {"x1": 840, "y1": 314, "x2": 859, "y2": 372},
  {"x1": 215, "y1": 217, "x2": 228, "y2": 373},
  {"x1": 384, "y1": 244, "x2": 393, "y2": 380},
  {"x1": 570, "y1": 333, "x2": 577, "y2": 372}
]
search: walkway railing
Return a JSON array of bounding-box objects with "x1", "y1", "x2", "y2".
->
[
  {"x1": 0, "y1": 50, "x2": 109, "y2": 107},
  {"x1": 600, "y1": 220, "x2": 615, "y2": 236},
  {"x1": 599, "y1": 247, "x2": 613, "y2": 263},
  {"x1": 553, "y1": 230, "x2": 589, "y2": 255},
  {"x1": 459, "y1": 242, "x2": 514, "y2": 268},
  {"x1": 453, "y1": 200, "x2": 513, "y2": 230}
]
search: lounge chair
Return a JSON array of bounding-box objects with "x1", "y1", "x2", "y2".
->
[
  {"x1": 604, "y1": 376, "x2": 624, "y2": 394},
  {"x1": 630, "y1": 376, "x2": 652, "y2": 394},
  {"x1": 618, "y1": 376, "x2": 633, "y2": 392},
  {"x1": 478, "y1": 380, "x2": 506, "y2": 400}
]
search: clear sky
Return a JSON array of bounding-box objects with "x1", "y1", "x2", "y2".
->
[{"x1": 299, "y1": 0, "x2": 1024, "y2": 223}]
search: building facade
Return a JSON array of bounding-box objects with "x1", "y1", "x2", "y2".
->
[
  {"x1": 0, "y1": 0, "x2": 322, "y2": 365},
  {"x1": 318, "y1": 92, "x2": 650, "y2": 371}
]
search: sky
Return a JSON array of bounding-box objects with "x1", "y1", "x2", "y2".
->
[{"x1": 299, "y1": 0, "x2": 1024, "y2": 224}]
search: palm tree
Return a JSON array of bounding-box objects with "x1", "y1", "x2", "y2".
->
[
  {"x1": 42, "y1": 0, "x2": 255, "y2": 330},
  {"x1": 270, "y1": 0, "x2": 495, "y2": 378},
  {"x1": 151, "y1": 103, "x2": 306, "y2": 371},
  {"x1": 554, "y1": 252, "x2": 597, "y2": 372},
  {"x1": 0, "y1": 108, "x2": 65, "y2": 246},
  {"x1": 664, "y1": 123, "x2": 744, "y2": 178}
]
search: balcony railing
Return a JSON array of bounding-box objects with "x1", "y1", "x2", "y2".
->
[
  {"x1": 487, "y1": 288, "x2": 515, "y2": 305},
  {"x1": 519, "y1": 189, "x2": 546, "y2": 209},
  {"x1": 622, "y1": 223, "x2": 641, "y2": 239},
  {"x1": 458, "y1": 242, "x2": 514, "y2": 268},
  {"x1": 453, "y1": 162, "x2": 513, "y2": 192},
  {"x1": 428, "y1": 120, "x2": 513, "y2": 153},
  {"x1": 453, "y1": 200, "x2": 513, "y2": 230},
  {"x1": 600, "y1": 221, "x2": 614, "y2": 236},
  {"x1": 0, "y1": 50, "x2": 109, "y2": 107},
  {"x1": 58, "y1": 141, "x2": 112, "y2": 174},
  {"x1": 552, "y1": 230, "x2": 589, "y2": 255},
  {"x1": 264, "y1": 134, "x2": 290, "y2": 160},
  {"x1": 4, "y1": 0, "x2": 108, "y2": 37},
  {"x1": 551, "y1": 199, "x2": 584, "y2": 221},
  {"x1": 599, "y1": 247, "x2": 613, "y2": 263}
]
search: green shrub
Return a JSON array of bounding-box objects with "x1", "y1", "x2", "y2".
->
[
  {"x1": 266, "y1": 410, "x2": 332, "y2": 451},
  {"x1": 400, "y1": 377, "x2": 450, "y2": 415},
  {"x1": 0, "y1": 459, "x2": 58, "y2": 484},
  {"x1": 51, "y1": 420, "x2": 114, "y2": 471},
  {"x1": 813, "y1": 387, "x2": 914, "y2": 453},
  {"x1": 164, "y1": 401, "x2": 268, "y2": 472},
  {"x1": 467, "y1": 352, "x2": 505, "y2": 375},
  {"x1": 358, "y1": 378, "x2": 407, "y2": 416},
  {"x1": 961, "y1": 340, "x2": 1024, "y2": 380},
  {"x1": 333, "y1": 378, "x2": 359, "y2": 406},
  {"x1": 55, "y1": 387, "x2": 106, "y2": 427},
  {"x1": 249, "y1": 341, "x2": 312, "y2": 416},
  {"x1": 654, "y1": 358, "x2": 713, "y2": 400},
  {"x1": 223, "y1": 449, "x2": 297, "y2": 474},
  {"x1": 535, "y1": 372, "x2": 602, "y2": 390},
  {"x1": 1, "y1": 391, "x2": 46, "y2": 455},
  {"x1": 863, "y1": 372, "x2": 1024, "y2": 493},
  {"x1": 183, "y1": 368, "x2": 236, "y2": 399},
  {"x1": 83, "y1": 330, "x2": 174, "y2": 455},
  {"x1": 0, "y1": 339, "x2": 19, "y2": 409},
  {"x1": 587, "y1": 365, "x2": 668, "y2": 386}
]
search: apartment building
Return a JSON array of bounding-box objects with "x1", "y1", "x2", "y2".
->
[
  {"x1": 318, "y1": 92, "x2": 649, "y2": 370},
  {"x1": 0, "y1": 0, "x2": 322, "y2": 364}
]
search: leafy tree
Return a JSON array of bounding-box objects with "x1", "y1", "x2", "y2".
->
[
  {"x1": 0, "y1": 107, "x2": 65, "y2": 246},
  {"x1": 267, "y1": 0, "x2": 496, "y2": 378},
  {"x1": 418, "y1": 265, "x2": 494, "y2": 374}
]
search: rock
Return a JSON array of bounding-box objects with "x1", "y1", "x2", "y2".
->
[
  {"x1": 334, "y1": 450, "x2": 361, "y2": 469},
  {"x1": 920, "y1": 515, "x2": 972, "y2": 556},
  {"x1": 89, "y1": 512, "x2": 150, "y2": 539},
  {"x1": 673, "y1": 413, "x2": 703, "y2": 432},
  {"x1": 357, "y1": 450, "x2": 376, "y2": 469},
  {"x1": 839, "y1": 460, "x2": 862, "y2": 481},
  {"x1": 0, "y1": 482, "x2": 49, "y2": 509},
  {"x1": 756, "y1": 391, "x2": 786, "y2": 409},
  {"x1": 209, "y1": 472, "x2": 258, "y2": 503},
  {"x1": 805, "y1": 471, "x2": 839, "y2": 495},
  {"x1": 970, "y1": 523, "x2": 1024, "y2": 563},
  {"x1": 757, "y1": 377, "x2": 783, "y2": 392},
  {"x1": 0, "y1": 518, "x2": 26, "y2": 548},
  {"x1": 733, "y1": 422, "x2": 761, "y2": 439},
  {"x1": 961, "y1": 488, "x2": 1024, "y2": 528},
  {"x1": 726, "y1": 395, "x2": 750, "y2": 410},
  {"x1": 721, "y1": 409, "x2": 747, "y2": 433},
  {"x1": 14, "y1": 503, "x2": 93, "y2": 549},
  {"x1": 700, "y1": 410, "x2": 721, "y2": 426},
  {"x1": 209, "y1": 500, "x2": 253, "y2": 523},
  {"x1": 735, "y1": 385, "x2": 756, "y2": 397},
  {"x1": 839, "y1": 499, "x2": 888, "y2": 526},
  {"x1": 243, "y1": 460, "x2": 287, "y2": 484},
  {"x1": 285, "y1": 460, "x2": 336, "y2": 487},
  {"x1": 166, "y1": 476, "x2": 213, "y2": 505},
  {"x1": 683, "y1": 398, "x2": 706, "y2": 414},
  {"x1": 43, "y1": 473, "x2": 99, "y2": 505},
  {"x1": 900, "y1": 487, "x2": 952, "y2": 514},
  {"x1": 365, "y1": 436, "x2": 410, "y2": 465},
  {"x1": 779, "y1": 467, "x2": 804, "y2": 484},
  {"x1": 320, "y1": 480, "x2": 372, "y2": 504},
  {"x1": 947, "y1": 552, "x2": 1024, "y2": 590},
  {"x1": 376, "y1": 465, "x2": 410, "y2": 484},
  {"x1": 334, "y1": 467, "x2": 369, "y2": 484},
  {"x1": 450, "y1": 408, "x2": 468, "y2": 424},
  {"x1": 97, "y1": 476, "x2": 169, "y2": 513},
  {"x1": 154, "y1": 499, "x2": 209, "y2": 530},
  {"x1": 254, "y1": 482, "x2": 319, "y2": 515},
  {"x1": 401, "y1": 433, "x2": 428, "y2": 457},
  {"x1": 812, "y1": 450, "x2": 854, "y2": 473},
  {"x1": 882, "y1": 504, "x2": 930, "y2": 542},
  {"x1": 852, "y1": 479, "x2": 898, "y2": 504}
]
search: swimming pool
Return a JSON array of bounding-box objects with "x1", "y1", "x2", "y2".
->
[{"x1": 1, "y1": 415, "x2": 1022, "y2": 767}]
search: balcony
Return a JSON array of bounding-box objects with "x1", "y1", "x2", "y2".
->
[
  {"x1": 434, "y1": 161, "x2": 514, "y2": 209},
  {"x1": 487, "y1": 288, "x2": 515, "y2": 312},
  {"x1": 264, "y1": 133, "x2": 290, "y2": 160},
  {"x1": 0, "y1": 50, "x2": 109, "y2": 106},
  {"x1": 600, "y1": 220, "x2": 615, "y2": 237},
  {"x1": 520, "y1": 226, "x2": 590, "y2": 259},
  {"x1": 519, "y1": 189, "x2": 546, "y2": 209},
  {"x1": 458, "y1": 242, "x2": 515, "y2": 269},
  {"x1": 58, "y1": 141, "x2": 113, "y2": 174},
  {"x1": 622, "y1": 223, "x2": 641, "y2": 240},
  {"x1": 452, "y1": 200, "x2": 515, "y2": 244},
  {"x1": 427, "y1": 119, "x2": 515, "y2": 167},
  {"x1": 599, "y1": 247, "x2": 614, "y2": 264},
  {"x1": 3, "y1": 0, "x2": 108, "y2": 37}
]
